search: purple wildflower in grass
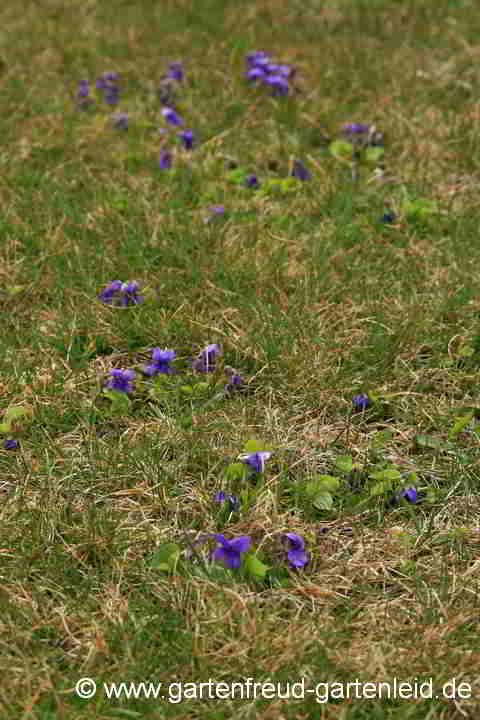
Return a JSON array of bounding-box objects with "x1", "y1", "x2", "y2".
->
[
  {"x1": 99, "y1": 280, "x2": 123, "y2": 304},
  {"x1": 212, "y1": 534, "x2": 251, "y2": 569},
  {"x1": 159, "y1": 150, "x2": 172, "y2": 169},
  {"x1": 162, "y1": 106, "x2": 183, "y2": 126},
  {"x1": 246, "y1": 51, "x2": 270, "y2": 68},
  {"x1": 245, "y1": 174, "x2": 259, "y2": 188},
  {"x1": 291, "y1": 159, "x2": 311, "y2": 181},
  {"x1": 264, "y1": 74, "x2": 289, "y2": 96},
  {"x1": 112, "y1": 112, "x2": 128, "y2": 130},
  {"x1": 107, "y1": 369, "x2": 135, "y2": 394},
  {"x1": 76, "y1": 79, "x2": 93, "y2": 107},
  {"x1": 215, "y1": 492, "x2": 241, "y2": 512},
  {"x1": 96, "y1": 72, "x2": 120, "y2": 105},
  {"x1": 389, "y1": 487, "x2": 418, "y2": 506},
  {"x1": 192, "y1": 343, "x2": 223, "y2": 373},
  {"x1": 246, "y1": 67, "x2": 266, "y2": 82},
  {"x1": 4, "y1": 439, "x2": 19, "y2": 450},
  {"x1": 144, "y1": 348, "x2": 176, "y2": 376},
  {"x1": 381, "y1": 211, "x2": 395, "y2": 224},
  {"x1": 211, "y1": 204, "x2": 225, "y2": 216},
  {"x1": 225, "y1": 374, "x2": 245, "y2": 393},
  {"x1": 119, "y1": 281, "x2": 144, "y2": 306},
  {"x1": 284, "y1": 533, "x2": 309, "y2": 569},
  {"x1": 167, "y1": 62, "x2": 184, "y2": 82},
  {"x1": 243, "y1": 451, "x2": 273, "y2": 473},
  {"x1": 179, "y1": 129, "x2": 194, "y2": 150},
  {"x1": 352, "y1": 393, "x2": 371, "y2": 411},
  {"x1": 343, "y1": 123, "x2": 370, "y2": 135}
]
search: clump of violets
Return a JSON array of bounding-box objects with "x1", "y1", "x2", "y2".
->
[
  {"x1": 211, "y1": 534, "x2": 251, "y2": 569},
  {"x1": 283, "y1": 533, "x2": 309, "y2": 569},
  {"x1": 245, "y1": 51, "x2": 294, "y2": 96},
  {"x1": 381, "y1": 211, "x2": 396, "y2": 224},
  {"x1": 76, "y1": 79, "x2": 93, "y2": 109},
  {"x1": 112, "y1": 112, "x2": 128, "y2": 130},
  {"x1": 192, "y1": 344, "x2": 222, "y2": 373},
  {"x1": 96, "y1": 72, "x2": 120, "y2": 105},
  {"x1": 159, "y1": 150, "x2": 173, "y2": 170},
  {"x1": 388, "y1": 487, "x2": 418, "y2": 507},
  {"x1": 179, "y1": 129, "x2": 194, "y2": 150},
  {"x1": 143, "y1": 348, "x2": 176, "y2": 377},
  {"x1": 162, "y1": 106, "x2": 183, "y2": 126},
  {"x1": 245, "y1": 173, "x2": 260, "y2": 189},
  {"x1": 242, "y1": 451, "x2": 273, "y2": 473},
  {"x1": 107, "y1": 369, "x2": 135, "y2": 394},
  {"x1": 4, "y1": 439, "x2": 19, "y2": 451},
  {"x1": 290, "y1": 159, "x2": 311, "y2": 181},
  {"x1": 99, "y1": 280, "x2": 144, "y2": 306},
  {"x1": 352, "y1": 393, "x2": 371, "y2": 411},
  {"x1": 214, "y1": 491, "x2": 241, "y2": 512}
]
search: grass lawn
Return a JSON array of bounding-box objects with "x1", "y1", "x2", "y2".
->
[{"x1": 2, "y1": 0, "x2": 480, "y2": 717}]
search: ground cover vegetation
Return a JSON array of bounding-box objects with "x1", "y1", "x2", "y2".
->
[{"x1": 1, "y1": 0, "x2": 480, "y2": 717}]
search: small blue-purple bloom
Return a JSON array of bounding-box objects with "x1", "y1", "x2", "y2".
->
[
  {"x1": 107, "y1": 369, "x2": 135, "y2": 394},
  {"x1": 284, "y1": 533, "x2": 309, "y2": 569},
  {"x1": 144, "y1": 348, "x2": 176, "y2": 376},
  {"x1": 264, "y1": 75, "x2": 289, "y2": 96},
  {"x1": 212, "y1": 534, "x2": 251, "y2": 569},
  {"x1": 76, "y1": 79, "x2": 93, "y2": 107},
  {"x1": 353, "y1": 393, "x2": 371, "y2": 411},
  {"x1": 119, "y1": 281, "x2": 144, "y2": 306},
  {"x1": 112, "y1": 113, "x2": 128, "y2": 130},
  {"x1": 99, "y1": 280, "x2": 123, "y2": 304},
  {"x1": 215, "y1": 492, "x2": 241, "y2": 512},
  {"x1": 4, "y1": 439, "x2": 19, "y2": 451},
  {"x1": 159, "y1": 150, "x2": 172, "y2": 169},
  {"x1": 246, "y1": 51, "x2": 270, "y2": 67},
  {"x1": 381, "y1": 212, "x2": 395, "y2": 224},
  {"x1": 166, "y1": 62, "x2": 184, "y2": 82},
  {"x1": 225, "y1": 374, "x2": 245, "y2": 393},
  {"x1": 162, "y1": 106, "x2": 183, "y2": 126},
  {"x1": 245, "y1": 174, "x2": 259, "y2": 188},
  {"x1": 179, "y1": 129, "x2": 194, "y2": 150},
  {"x1": 343, "y1": 123, "x2": 370, "y2": 135},
  {"x1": 243, "y1": 451, "x2": 273, "y2": 473},
  {"x1": 246, "y1": 67, "x2": 266, "y2": 82},
  {"x1": 192, "y1": 343, "x2": 222, "y2": 373},
  {"x1": 388, "y1": 487, "x2": 418, "y2": 507},
  {"x1": 291, "y1": 159, "x2": 311, "y2": 181}
]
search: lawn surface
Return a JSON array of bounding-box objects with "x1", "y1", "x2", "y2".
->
[{"x1": 1, "y1": 0, "x2": 480, "y2": 717}]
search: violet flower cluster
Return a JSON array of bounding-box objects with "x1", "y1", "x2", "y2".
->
[{"x1": 245, "y1": 51, "x2": 294, "y2": 96}]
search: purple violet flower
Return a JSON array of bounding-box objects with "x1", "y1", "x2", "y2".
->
[
  {"x1": 284, "y1": 533, "x2": 309, "y2": 569},
  {"x1": 162, "y1": 106, "x2": 183, "y2": 126},
  {"x1": 291, "y1": 159, "x2": 311, "y2": 181},
  {"x1": 112, "y1": 112, "x2": 128, "y2": 130},
  {"x1": 107, "y1": 369, "x2": 135, "y2": 394},
  {"x1": 192, "y1": 343, "x2": 222, "y2": 373},
  {"x1": 245, "y1": 174, "x2": 259, "y2": 188},
  {"x1": 76, "y1": 79, "x2": 93, "y2": 107},
  {"x1": 214, "y1": 492, "x2": 241, "y2": 512},
  {"x1": 246, "y1": 67, "x2": 266, "y2": 82},
  {"x1": 389, "y1": 487, "x2": 418, "y2": 507},
  {"x1": 381, "y1": 211, "x2": 395, "y2": 224},
  {"x1": 246, "y1": 51, "x2": 271, "y2": 68},
  {"x1": 225, "y1": 374, "x2": 245, "y2": 393},
  {"x1": 179, "y1": 129, "x2": 194, "y2": 150},
  {"x1": 264, "y1": 74, "x2": 289, "y2": 96},
  {"x1": 167, "y1": 62, "x2": 184, "y2": 82},
  {"x1": 352, "y1": 393, "x2": 371, "y2": 411},
  {"x1": 118, "y1": 281, "x2": 144, "y2": 306},
  {"x1": 99, "y1": 280, "x2": 123, "y2": 304},
  {"x1": 342, "y1": 123, "x2": 370, "y2": 135},
  {"x1": 144, "y1": 348, "x2": 176, "y2": 376},
  {"x1": 212, "y1": 534, "x2": 251, "y2": 569},
  {"x1": 4, "y1": 439, "x2": 20, "y2": 450},
  {"x1": 242, "y1": 451, "x2": 273, "y2": 473},
  {"x1": 159, "y1": 150, "x2": 173, "y2": 170}
]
